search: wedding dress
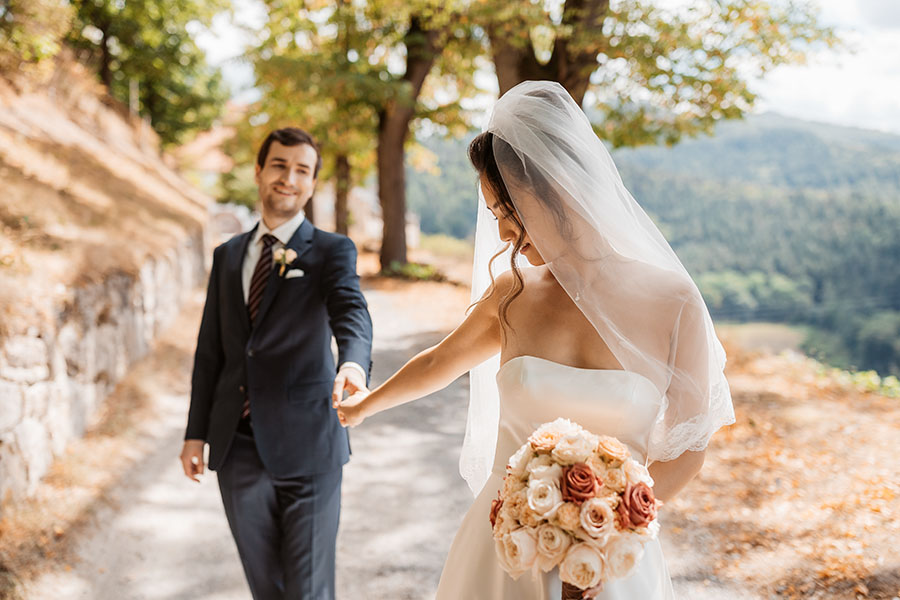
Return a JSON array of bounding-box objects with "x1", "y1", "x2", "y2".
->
[{"x1": 436, "y1": 355, "x2": 676, "y2": 600}]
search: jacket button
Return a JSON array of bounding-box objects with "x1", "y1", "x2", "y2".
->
[{"x1": 247, "y1": 349, "x2": 254, "y2": 358}]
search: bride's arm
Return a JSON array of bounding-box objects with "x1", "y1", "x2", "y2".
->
[
  {"x1": 646, "y1": 289, "x2": 713, "y2": 504},
  {"x1": 647, "y1": 450, "x2": 705, "y2": 504},
  {"x1": 336, "y1": 286, "x2": 502, "y2": 426}
]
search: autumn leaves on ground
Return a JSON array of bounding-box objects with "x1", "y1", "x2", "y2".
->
[
  {"x1": 1, "y1": 258, "x2": 898, "y2": 599},
  {"x1": 666, "y1": 344, "x2": 900, "y2": 599}
]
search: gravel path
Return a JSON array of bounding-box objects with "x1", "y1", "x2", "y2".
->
[{"x1": 23, "y1": 285, "x2": 752, "y2": 599}]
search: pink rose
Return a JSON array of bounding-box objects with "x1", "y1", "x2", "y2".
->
[
  {"x1": 561, "y1": 463, "x2": 601, "y2": 505},
  {"x1": 616, "y1": 482, "x2": 658, "y2": 529}
]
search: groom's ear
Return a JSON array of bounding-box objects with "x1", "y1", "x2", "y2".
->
[{"x1": 254, "y1": 163, "x2": 262, "y2": 184}]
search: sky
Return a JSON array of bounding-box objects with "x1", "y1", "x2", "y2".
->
[
  {"x1": 193, "y1": 0, "x2": 900, "y2": 135},
  {"x1": 751, "y1": 0, "x2": 900, "y2": 134}
]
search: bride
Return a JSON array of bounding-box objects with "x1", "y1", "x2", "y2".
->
[{"x1": 336, "y1": 81, "x2": 735, "y2": 599}]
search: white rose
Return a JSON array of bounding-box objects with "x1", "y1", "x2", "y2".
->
[
  {"x1": 272, "y1": 248, "x2": 286, "y2": 262},
  {"x1": 527, "y1": 457, "x2": 563, "y2": 484},
  {"x1": 527, "y1": 476, "x2": 563, "y2": 518},
  {"x1": 538, "y1": 417, "x2": 582, "y2": 437},
  {"x1": 605, "y1": 532, "x2": 646, "y2": 580},
  {"x1": 559, "y1": 542, "x2": 605, "y2": 590},
  {"x1": 623, "y1": 459, "x2": 655, "y2": 487},
  {"x1": 579, "y1": 497, "x2": 617, "y2": 544},
  {"x1": 508, "y1": 443, "x2": 533, "y2": 479},
  {"x1": 551, "y1": 431, "x2": 595, "y2": 465},
  {"x1": 495, "y1": 527, "x2": 538, "y2": 579},
  {"x1": 526, "y1": 453, "x2": 552, "y2": 475},
  {"x1": 534, "y1": 523, "x2": 573, "y2": 572}
]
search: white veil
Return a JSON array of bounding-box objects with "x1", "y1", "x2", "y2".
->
[{"x1": 459, "y1": 81, "x2": 735, "y2": 496}]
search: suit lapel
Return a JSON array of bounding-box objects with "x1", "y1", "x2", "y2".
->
[
  {"x1": 227, "y1": 226, "x2": 255, "y2": 335},
  {"x1": 252, "y1": 218, "x2": 315, "y2": 330}
]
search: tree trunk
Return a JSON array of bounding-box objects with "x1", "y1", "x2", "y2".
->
[
  {"x1": 99, "y1": 21, "x2": 112, "y2": 89},
  {"x1": 335, "y1": 153, "x2": 350, "y2": 236},
  {"x1": 489, "y1": 0, "x2": 609, "y2": 105},
  {"x1": 376, "y1": 16, "x2": 440, "y2": 271},
  {"x1": 377, "y1": 111, "x2": 408, "y2": 268}
]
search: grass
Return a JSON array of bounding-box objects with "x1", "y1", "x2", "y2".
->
[
  {"x1": 417, "y1": 234, "x2": 474, "y2": 261},
  {"x1": 380, "y1": 261, "x2": 449, "y2": 283}
]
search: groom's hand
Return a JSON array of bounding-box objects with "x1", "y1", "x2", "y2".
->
[
  {"x1": 180, "y1": 439, "x2": 206, "y2": 483},
  {"x1": 332, "y1": 364, "x2": 367, "y2": 408}
]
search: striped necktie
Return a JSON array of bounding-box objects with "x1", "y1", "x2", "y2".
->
[
  {"x1": 247, "y1": 233, "x2": 278, "y2": 324},
  {"x1": 242, "y1": 233, "x2": 277, "y2": 420}
]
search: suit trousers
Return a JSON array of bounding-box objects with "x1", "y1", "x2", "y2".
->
[{"x1": 217, "y1": 431, "x2": 342, "y2": 600}]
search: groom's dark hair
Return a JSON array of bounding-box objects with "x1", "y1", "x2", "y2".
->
[{"x1": 256, "y1": 127, "x2": 323, "y2": 177}]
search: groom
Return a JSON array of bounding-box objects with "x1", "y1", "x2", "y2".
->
[{"x1": 180, "y1": 127, "x2": 373, "y2": 599}]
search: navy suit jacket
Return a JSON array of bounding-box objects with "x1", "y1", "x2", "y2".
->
[{"x1": 185, "y1": 218, "x2": 373, "y2": 478}]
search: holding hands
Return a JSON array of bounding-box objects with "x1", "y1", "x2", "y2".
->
[
  {"x1": 332, "y1": 363, "x2": 370, "y2": 427},
  {"x1": 331, "y1": 363, "x2": 367, "y2": 406},
  {"x1": 336, "y1": 391, "x2": 369, "y2": 428}
]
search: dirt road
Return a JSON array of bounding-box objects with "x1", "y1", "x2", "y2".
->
[{"x1": 22, "y1": 282, "x2": 753, "y2": 599}]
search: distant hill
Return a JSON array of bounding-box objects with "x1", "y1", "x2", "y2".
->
[
  {"x1": 614, "y1": 113, "x2": 900, "y2": 191},
  {"x1": 406, "y1": 114, "x2": 900, "y2": 375}
]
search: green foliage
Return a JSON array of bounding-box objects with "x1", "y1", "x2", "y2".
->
[
  {"x1": 468, "y1": 0, "x2": 838, "y2": 147},
  {"x1": 593, "y1": 0, "x2": 838, "y2": 147},
  {"x1": 0, "y1": 0, "x2": 73, "y2": 75},
  {"x1": 407, "y1": 132, "x2": 478, "y2": 239},
  {"x1": 812, "y1": 362, "x2": 900, "y2": 398},
  {"x1": 218, "y1": 161, "x2": 258, "y2": 209},
  {"x1": 231, "y1": 0, "x2": 481, "y2": 251},
  {"x1": 381, "y1": 260, "x2": 447, "y2": 282},
  {"x1": 800, "y1": 327, "x2": 857, "y2": 372},
  {"x1": 67, "y1": 0, "x2": 229, "y2": 146},
  {"x1": 856, "y1": 311, "x2": 900, "y2": 377}
]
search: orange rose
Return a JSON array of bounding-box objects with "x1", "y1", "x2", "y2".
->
[
  {"x1": 529, "y1": 429, "x2": 563, "y2": 453},
  {"x1": 596, "y1": 435, "x2": 630, "y2": 462}
]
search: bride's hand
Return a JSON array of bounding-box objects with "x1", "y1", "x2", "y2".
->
[{"x1": 337, "y1": 390, "x2": 370, "y2": 428}]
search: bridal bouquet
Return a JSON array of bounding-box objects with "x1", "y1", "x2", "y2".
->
[{"x1": 490, "y1": 418, "x2": 660, "y2": 598}]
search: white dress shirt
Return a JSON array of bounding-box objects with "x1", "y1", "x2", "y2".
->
[{"x1": 242, "y1": 211, "x2": 366, "y2": 380}]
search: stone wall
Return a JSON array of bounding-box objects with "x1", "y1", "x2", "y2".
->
[{"x1": 0, "y1": 229, "x2": 205, "y2": 504}]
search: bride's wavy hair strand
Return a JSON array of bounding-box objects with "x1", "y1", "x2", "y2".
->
[{"x1": 466, "y1": 131, "x2": 527, "y2": 333}]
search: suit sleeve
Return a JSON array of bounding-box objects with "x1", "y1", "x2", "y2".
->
[
  {"x1": 185, "y1": 246, "x2": 225, "y2": 441},
  {"x1": 323, "y1": 237, "x2": 373, "y2": 383}
]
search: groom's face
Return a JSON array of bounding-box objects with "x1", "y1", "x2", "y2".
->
[{"x1": 255, "y1": 141, "x2": 318, "y2": 220}]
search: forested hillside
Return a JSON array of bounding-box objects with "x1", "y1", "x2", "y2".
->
[{"x1": 406, "y1": 114, "x2": 900, "y2": 375}]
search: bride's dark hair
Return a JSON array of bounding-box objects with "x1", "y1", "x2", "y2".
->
[
  {"x1": 467, "y1": 130, "x2": 572, "y2": 331},
  {"x1": 467, "y1": 131, "x2": 526, "y2": 332}
]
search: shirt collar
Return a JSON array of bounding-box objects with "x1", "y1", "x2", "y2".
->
[{"x1": 254, "y1": 210, "x2": 306, "y2": 247}]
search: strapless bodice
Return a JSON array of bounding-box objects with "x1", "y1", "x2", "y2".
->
[{"x1": 492, "y1": 355, "x2": 664, "y2": 475}]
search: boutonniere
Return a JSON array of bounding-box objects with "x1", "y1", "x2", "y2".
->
[{"x1": 273, "y1": 247, "x2": 298, "y2": 276}]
